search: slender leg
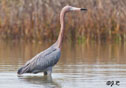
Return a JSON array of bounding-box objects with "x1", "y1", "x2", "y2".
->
[
  {"x1": 47, "y1": 67, "x2": 52, "y2": 76},
  {"x1": 47, "y1": 70, "x2": 52, "y2": 76},
  {"x1": 44, "y1": 72, "x2": 47, "y2": 75},
  {"x1": 44, "y1": 67, "x2": 52, "y2": 76}
]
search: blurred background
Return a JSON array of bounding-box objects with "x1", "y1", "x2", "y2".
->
[
  {"x1": 0, "y1": 0, "x2": 126, "y2": 88},
  {"x1": 0, "y1": 0, "x2": 126, "y2": 42}
]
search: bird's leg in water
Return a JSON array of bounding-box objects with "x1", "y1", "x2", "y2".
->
[
  {"x1": 44, "y1": 72, "x2": 47, "y2": 75},
  {"x1": 44, "y1": 67, "x2": 52, "y2": 76}
]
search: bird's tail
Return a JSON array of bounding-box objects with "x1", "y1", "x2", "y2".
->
[
  {"x1": 17, "y1": 66, "x2": 29, "y2": 74},
  {"x1": 17, "y1": 66, "x2": 25, "y2": 74}
]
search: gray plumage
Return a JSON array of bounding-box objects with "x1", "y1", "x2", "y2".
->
[{"x1": 17, "y1": 42, "x2": 61, "y2": 75}]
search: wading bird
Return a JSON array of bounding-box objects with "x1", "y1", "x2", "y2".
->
[{"x1": 17, "y1": 5, "x2": 87, "y2": 76}]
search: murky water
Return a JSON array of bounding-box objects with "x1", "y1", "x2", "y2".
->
[{"x1": 0, "y1": 40, "x2": 126, "y2": 88}]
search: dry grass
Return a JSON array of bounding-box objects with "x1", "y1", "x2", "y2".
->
[{"x1": 0, "y1": 0, "x2": 126, "y2": 42}]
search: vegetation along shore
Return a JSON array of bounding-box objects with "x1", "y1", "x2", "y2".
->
[{"x1": 0, "y1": 0, "x2": 126, "y2": 43}]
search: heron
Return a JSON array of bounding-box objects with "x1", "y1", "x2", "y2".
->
[{"x1": 17, "y1": 5, "x2": 87, "y2": 76}]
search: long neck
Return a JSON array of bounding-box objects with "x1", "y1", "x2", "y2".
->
[{"x1": 57, "y1": 10, "x2": 66, "y2": 48}]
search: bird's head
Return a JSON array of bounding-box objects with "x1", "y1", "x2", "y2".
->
[{"x1": 62, "y1": 5, "x2": 87, "y2": 12}]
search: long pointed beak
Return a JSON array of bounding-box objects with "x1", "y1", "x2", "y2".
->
[
  {"x1": 80, "y1": 8, "x2": 87, "y2": 11},
  {"x1": 70, "y1": 7, "x2": 87, "y2": 11}
]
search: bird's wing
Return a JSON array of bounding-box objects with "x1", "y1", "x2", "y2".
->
[{"x1": 17, "y1": 46, "x2": 61, "y2": 74}]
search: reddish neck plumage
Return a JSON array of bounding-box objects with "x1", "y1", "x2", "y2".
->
[{"x1": 57, "y1": 9, "x2": 66, "y2": 48}]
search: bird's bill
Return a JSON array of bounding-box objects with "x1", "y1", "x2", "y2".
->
[
  {"x1": 80, "y1": 8, "x2": 87, "y2": 11},
  {"x1": 70, "y1": 7, "x2": 87, "y2": 11}
]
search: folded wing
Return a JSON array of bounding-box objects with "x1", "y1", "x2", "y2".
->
[{"x1": 17, "y1": 46, "x2": 61, "y2": 74}]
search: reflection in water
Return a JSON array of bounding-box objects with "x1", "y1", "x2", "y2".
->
[
  {"x1": 0, "y1": 40, "x2": 126, "y2": 88},
  {"x1": 18, "y1": 75, "x2": 61, "y2": 88}
]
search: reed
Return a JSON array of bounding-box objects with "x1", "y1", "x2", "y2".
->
[{"x1": 0, "y1": 0, "x2": 126, "y2": 42}]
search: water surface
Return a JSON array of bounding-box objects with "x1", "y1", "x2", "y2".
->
[{"x1": 0, "y1": 40, "x2": 126, "y2": 88}]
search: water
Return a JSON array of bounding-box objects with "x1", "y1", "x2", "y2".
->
[{"x1": 0, "y1": 40, "x2": 126, "y2": 88}]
